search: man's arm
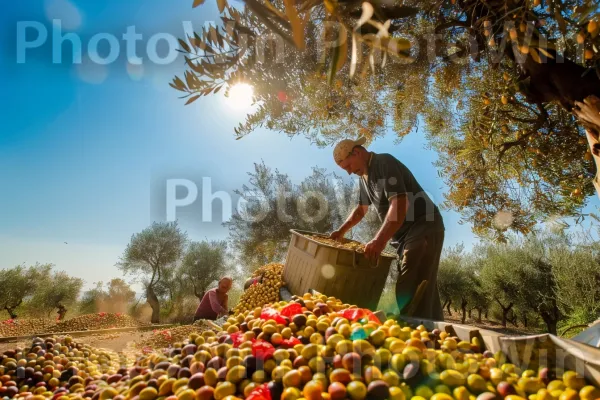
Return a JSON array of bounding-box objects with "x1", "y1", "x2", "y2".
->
[
  {"x1": 223, "y1": 294, "x2": 229, "y2": 313},
  {"x1": 330, "y1": 204, "x2": 369, "y2": 240},
  {"x1": 364, "y1": 195, "x2": 409, "y2": 260}
]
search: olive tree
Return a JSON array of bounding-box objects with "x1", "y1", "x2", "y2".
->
[
  {"x1": 106, "y1": 278, "x2": 136, "y2": 311},
  {"x1": 117, "y1": 222, "x2": 187, "y2": 323},
  {"x1": 181, "y1": 240, "x2": 231, "y2": 300},
  {"x1": 0, "y1": 264, "x2": 51, "y2": 319},
  {"x1": 438, "y1": 245, "x2": 469, "y2": 317},
  {"x1": 173, "y1": 0, "x2": 600, "y2": 240},
  {"x1": 551, "y1": 234, "x2": 600, "y2": 331},
  {"x1": 79, "y1": 282, "x2": 105, "y2": 315},
  {"x1": 225, "y1": 162, "x2": 356, "y2": 270},
  {"x1": 29, "y1": 271, "x2": 83, "y2": 320},
  {"x1": 478, "y1": 243, "x2": 523, "y2": 327},
  {"x1": 516, "y1": 233, "x2": 563, "y2": 334},
  {"x1": 79, "y1": 278, "x2": 137, "y2": 315}
]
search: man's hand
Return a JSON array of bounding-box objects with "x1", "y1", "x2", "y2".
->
[
  {"x1": 586, "y1": 128, "x2": 600, "y2": 157},
  {"x1": 574, "y1": 95, "x2": 600, "y2": 128},
  {"x1": 329, "y1": 229, "x2": 346, "y2": 241},
  {"x1": 364, "y1": 237, "x2": 386, "y2": 263}
]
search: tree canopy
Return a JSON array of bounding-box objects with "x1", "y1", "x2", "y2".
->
[
  {"x1": 28, "y1": 270, "x2": 83, "y2": 320},
  {"x1": 173, "y1": 0, "x2": 600, "y2": 239},
  {"x1": 117, "y1": 221, "x2": 187, "y2": 323},
  {"x1": 0, "y1": 264, "x2": 51, "y2": 319},
  {"x1": 181, "y1": 240, "x2": 231, "y2": 299},
  {"x1": 79, "y1": 279, "x2": 137, "y2": 314},
  {"x1": 224, "y1": 161, "x2": 382, "y2": 270}
]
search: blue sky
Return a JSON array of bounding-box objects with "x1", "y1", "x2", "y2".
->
[{"x1": 1, "y1": 0, "x2": 598, "y2": 292}]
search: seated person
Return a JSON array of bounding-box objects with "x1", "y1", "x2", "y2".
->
[{"x1": 193, "y1": 277, "x2": 232, "y2": 321}]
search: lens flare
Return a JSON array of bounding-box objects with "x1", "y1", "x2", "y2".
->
[
  {"x1": 227, "y1": 83, "x2": 254, "y2": 109},
  {"x1": 321, "y1": 264, "x2": 335, "y2": 279}
]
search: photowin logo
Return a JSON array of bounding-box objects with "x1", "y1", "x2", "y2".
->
[{"x1": 152, "y1": 176, "x2": 443, "y2": 226}]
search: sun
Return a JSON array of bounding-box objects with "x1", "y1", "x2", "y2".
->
[{"x1": 227, "y1": 83, "x2": 254, "y2": 109}]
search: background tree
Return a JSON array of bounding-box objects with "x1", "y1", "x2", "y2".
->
[
  {"x1": 79, "y1": 282, "x2": 106, "y2": 315},
  {"x1": 79, "y1": 279, "x2": 137, "y2": 314},
  {"x1": 516, "y1": 233, "x2": 563, "y2": 334},
  {"x1": 225, "y1": 162, "x2": 357, "y2": 270},
  {"x1": 28, "y1": 271, "x2": 83, "y2": 320},
  {"x1": 551, "y1": 229, "x2": 600, "y2": 333},
  {"x1": 0, "y1": 264, "x2": 51, "y2": 319},
  {"x1": 466, "y1": 265, "x2": 491, "y2": 323},
  {"x1": 478, "y1": 243, "x2": 522, "y2": 327},
  {"x1": 436, "y1": 245, "x2": 488, "y2": 324},
  {"x1": 174, "y1": 0, "x2": 600, "y2": 239},
  {"x1": 438, "y1": 245, "x2": 468, "y2": 317},
  {"x1": 106, "y1": 278, "x2": 136, "y2": 313},
  {"x1": 117, "y1": 222, "x2": 187, "y2": 323},
  {"x1": 181, "y1": 240, "x2": 230, "y2": 300},
  {"x1": 155, "y1": 265, "x2": 193, "y2": 321}
]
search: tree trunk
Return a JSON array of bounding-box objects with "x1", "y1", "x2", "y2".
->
[
  {"x1": 484, "y1": 309, "x2": 488, "y2": 319},
  {"x1": 5, "y1": 307, "x2": 17, "y2": 319},
  {"x1": 477, "y1": 308, "x2": 482, "y2": 323},
  {"x1": 522, "y1": 314, "x2": 528, "y2": 328},
  {"x1": 541, "y1": 309, "x2": 559, "y2": 335},
  {"x1": 146, "y1": 285, "x2": 161, "y2": 324},
  {"x1": 461, "y1": 300, "x2": 468, "y2": 324},
  {"x1": 501, "y1": 306, "x2": 511, "y2": 328},
  {"x1": 544, "y1": 318, "x2": 557, "y2": 335},
  {"x1": 446, "y1": 300, "x2": 452, "y2": 315},
  {"x1": 468, "y1": 309, "x2": 472, "y2": 319}
]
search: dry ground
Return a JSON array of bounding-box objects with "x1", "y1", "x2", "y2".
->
[{"x1": 443, "y1": 312, "x2": 542, "y2": 336}]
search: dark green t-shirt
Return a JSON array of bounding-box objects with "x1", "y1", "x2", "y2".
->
[{"x1": 358, "y1": 153, "x2": 444, "y2": 248}]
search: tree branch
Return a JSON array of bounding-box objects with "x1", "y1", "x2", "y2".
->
[
  {"x1": 435, "y1": 20, "x2": 470, "y2": 34},
  {"x1": 497, "y1": 103, "x2": 548, "y2": 161}
]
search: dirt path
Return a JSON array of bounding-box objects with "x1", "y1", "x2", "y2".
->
[
  {"x1": 83, "y1": 332, "x2": 142, "y2": 352},
  {"x1": 443, "y1": 313, "x2": 541, "y2": 336},
  {"x1": 0, "y1": 330, "x2": 152, "y2": 354}
]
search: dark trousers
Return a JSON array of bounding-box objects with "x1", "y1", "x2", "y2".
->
[{"x1": 395, "y1": 230, "x2": 445, "y2": 320}]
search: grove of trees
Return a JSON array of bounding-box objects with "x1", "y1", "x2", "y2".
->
[
  {"x1": 0, "y1": 264, "x2": 83, "y2": 320},
  {"x1": 437, "y1": 229, "x2": 600, "y2": 334},
  {"x1": 118, "y1": 222, "x2": 235, "y2": 323}
]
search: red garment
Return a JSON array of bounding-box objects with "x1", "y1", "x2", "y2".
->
[{"x1": 194, "y1": 288, "x2": 228, "y2": 320}]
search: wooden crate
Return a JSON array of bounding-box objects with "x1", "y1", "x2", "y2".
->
[{"x1": 283, "y1": 229, "x2": 397, "y2": 310}]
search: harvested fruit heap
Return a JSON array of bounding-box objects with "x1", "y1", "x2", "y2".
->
[
  {"x1": 136, "y1": 321, "x2": 216, "y2": 351},
  {"x1": 0, "y1": 318, "x2": 56, "y2": 338},
  {"x1": 305, "y1": 235, "x2": 366, "y2": 253},
  {"x1": 0, "y1": 335, "x2": 127, "y2": 399},
  {"x1": 2, "y1": 293, "x2": 600, "y2": 400},
  {"x1": 305, "y1": 235, "x2": 395, "y2": 257},
  {"x1": 45, "y1": 313, "x2": 148, "y2": 333},
  {"x1": 234, "y1": 264, "x2": 285, "y2": 315}
]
